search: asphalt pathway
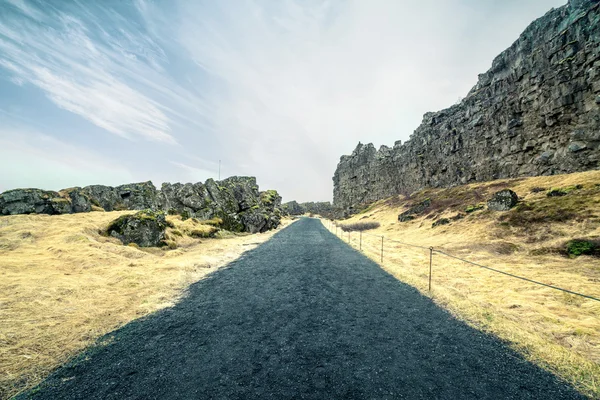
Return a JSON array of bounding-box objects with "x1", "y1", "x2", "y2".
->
[{"x1": 19, "y1": 218, "x2": 584, "y2": 399}]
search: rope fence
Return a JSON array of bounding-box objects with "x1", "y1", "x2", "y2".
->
[{"x1": 322, "y1": 219, "x2": 600, "y2": 303}]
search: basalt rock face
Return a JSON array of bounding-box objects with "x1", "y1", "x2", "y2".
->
[
  {"x1": 334, "y1": 0, "x2": 600, "y2": 209},
  {"x1": 81, "y1": 181, "x2": 158, "y2": 211},
  {"x1": 0, "y1": 189, "x2": 71, "y2": 215},
  {"x1": 0, "y1": 177, "x2": 283, "y2": 233}
]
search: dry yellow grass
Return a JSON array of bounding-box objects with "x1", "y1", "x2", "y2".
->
[
  {"x1": 0, "y1": 211, "x2": 292, "y2": 399},
  {"x1": 328, "y1": 170, "x2": 600, "y2": 398}
]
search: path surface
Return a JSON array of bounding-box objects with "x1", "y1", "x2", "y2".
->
[{"x1": 20, "y1": 218, "x2": 584, "y2": 399}]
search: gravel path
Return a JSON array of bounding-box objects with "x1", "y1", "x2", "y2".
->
[{"x1": 19, "y1": 218, "x2": 584, "y2": 399}]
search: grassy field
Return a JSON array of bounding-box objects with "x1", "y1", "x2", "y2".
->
[
  {"x1": 327, "y1": 170, "x2": 600, "y2": 398},
  {"x1": 0, "y1": 211, "x2": 291, "y2": 399}
]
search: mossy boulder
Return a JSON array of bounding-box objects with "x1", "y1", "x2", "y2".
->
[
  {"x1": 106, "y1": 210, "x2": 168, "y2": 247},
  {"x1": 487, "y1": 189, "x2": 519, "y2": 211}
]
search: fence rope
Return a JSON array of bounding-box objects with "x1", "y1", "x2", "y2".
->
[
  {"x1": 326, "y1": 220, "x2": 600, "y2": 303},
  {"x1": 434, "y1": 249, "x2": 600, "y2": 303}
]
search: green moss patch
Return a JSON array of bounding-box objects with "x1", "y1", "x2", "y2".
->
[{"x1": 565, "y1": 239, "x2": 599, "y2": 258}]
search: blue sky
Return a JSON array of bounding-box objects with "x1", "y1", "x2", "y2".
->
[{"x1": 0, "y1": 0, "x2": 566, "y2": 202}]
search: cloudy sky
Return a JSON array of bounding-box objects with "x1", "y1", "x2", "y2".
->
[{"x1": 0, "y1": 0, "x2": 566, "y2": 202}]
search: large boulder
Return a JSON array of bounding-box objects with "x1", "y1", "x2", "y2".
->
[
  {"x1": 0, "y1": 189, "x2": 71, "y2": 215},
  {"x1": 487, "y1": 189, "x2": 519, "y2": 211},
  {"x1": 106, "y1": 210, "x2": 169, "y2": 247}
]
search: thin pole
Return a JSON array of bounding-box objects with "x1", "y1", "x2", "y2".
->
[
  {"x1": 381, "y1": 236, "x2": 384, "y2": 263},
  {"x1": 360, "y1": 231, "x2": 362, "y2": 251},
  {"x1": 429, "y1": 247, "x2": 433, "y2": 292}
]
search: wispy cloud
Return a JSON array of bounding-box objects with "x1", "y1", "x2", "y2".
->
[{"x1": 0, "y1": 1, "x2": 175, "y2": 143}]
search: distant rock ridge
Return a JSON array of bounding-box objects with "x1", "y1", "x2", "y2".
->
[
  {"x1": 282, "y1": 200, "x2": 344, "y2": 219},
  {"x1": 333, "y1": 0, "x2": 600, "y2": 209},
  {"x1": 0, "y1": 177, "x2": 282, "y2": 233}
]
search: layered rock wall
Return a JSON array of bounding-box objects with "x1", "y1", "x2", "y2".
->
[
  {"x1": 0, "y1": 177, "x2": 282, "y2": 233},
  {"x1": 334, "y1": 0, "x2": 600, "y2": 209}
]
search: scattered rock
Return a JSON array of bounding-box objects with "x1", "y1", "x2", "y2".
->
[
  {"x1": 451, "y1": 213, "x2": 465, "y2": 221},
  {"x1": 106, "y1": 210, "x2": 169, "y2": 247},
  {"x1": 487, "y1": 190, "x2": 519, "y2": 211},
  {"x1": 398, "y1": 199, "x2": 431, "y2": 222},
  {"x1": 432, "y1": 218, "x2": 450, "y2": 228},
  {"x1": 568, "y1": 142, "x2": 587, "y2": 153},
  {"x1": 546, "y1": 185, "x2": 583, "y2": 197}
]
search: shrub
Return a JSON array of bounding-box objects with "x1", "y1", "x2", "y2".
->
[
  {"x1": 565, "y1": 239, "x2": 599, "y2": 258},
  {"x1": 339, "y1": 221, "x2": 380, "y2": 232},
  {"x1": 530, "y1": 187, "x2": 546, "y2": 193},
  {"x1": 181, "y1": 210, "x2": 191, "y2": 221}
]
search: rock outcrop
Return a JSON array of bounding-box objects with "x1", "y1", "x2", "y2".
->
[
  {"x1": 0, "y1": 177, "x2": 283, "y2": 233},
  {"x1": 106, "y1": 210, "x2": 169, "y2": 247},
  {"x1": 333, "y1": 0, "x2": 600, "y2": 209}
]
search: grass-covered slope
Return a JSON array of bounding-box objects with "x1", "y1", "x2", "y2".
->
[
  {"x1": 330, "y1": 170, "x2": 600, "y2": 398},
  {"x1": 0, "y1": 211, "x2": 290, "y2": 400}
]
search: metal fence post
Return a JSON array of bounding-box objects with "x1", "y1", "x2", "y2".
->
[
  {"x1": 429, "y1": 247, "x2": 433, "y2": 292},
  {"x1": 381, "y1": 236, "x2": 384, "y2": 263},
  {"x1": 360, "y1": 231, "x2": 362, "y2": 251}
]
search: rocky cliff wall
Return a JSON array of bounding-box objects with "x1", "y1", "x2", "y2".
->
[
  {"x1": 0, "y1": 177, "x2": 282, "y2": 233},
  {"x1": 333, "y1": 0, "x2": 600, "y2": 209}
]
